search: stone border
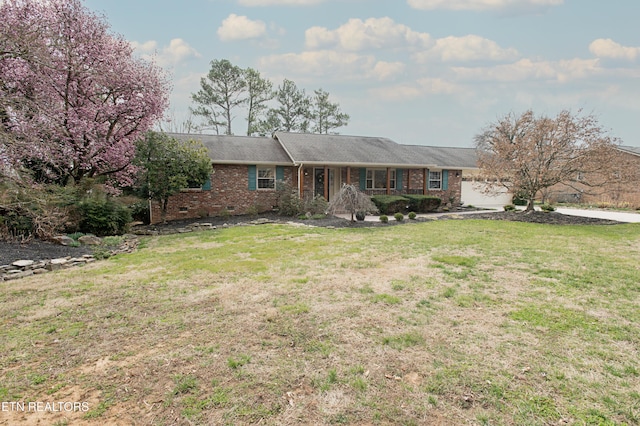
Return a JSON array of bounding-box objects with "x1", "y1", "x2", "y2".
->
[{"x1": 0, "y1": 236, "x2": 139, "y2": 282}]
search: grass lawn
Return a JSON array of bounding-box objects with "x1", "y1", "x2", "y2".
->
[{"x1": 1, "y1": 219, "x2": 639, "y2": 425}]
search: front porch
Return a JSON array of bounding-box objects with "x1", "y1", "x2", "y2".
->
[{"x1": 296, "y1": 166, "x2": 455, "y2": 202}]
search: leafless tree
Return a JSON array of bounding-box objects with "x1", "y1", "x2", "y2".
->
[
  {"x1": 475, "y1": 110, "x2": 619, "y2": 211},
  {"x1": 327, "y1": 184, "x2": 378, "y2": 222}
]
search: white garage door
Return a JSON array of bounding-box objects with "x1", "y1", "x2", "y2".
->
[{"x1": 461, "y1": 181, "x2": 512, "y2": 207}]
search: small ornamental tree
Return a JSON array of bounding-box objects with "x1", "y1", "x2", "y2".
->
[
  {"x1": 327, "y1": 184, "x2": 378, "y2": 222},
  {"x1": 134, "y1": 132, "x2": 212, "y2": 223},
  {"x1": 475, "y1": 110, "x2": 619, "y2": 211},
  {"x1": 0, "y1": 0, "x2": 169, "y2": 187}
]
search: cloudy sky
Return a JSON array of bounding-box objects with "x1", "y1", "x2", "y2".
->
[{"x1": 83, "y1": 0, "x2": 640, "y2": 147}]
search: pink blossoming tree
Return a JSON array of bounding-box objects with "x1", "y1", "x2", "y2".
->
[{"x1": 0, "y1": 0, "x2": 169, "y2": 187}]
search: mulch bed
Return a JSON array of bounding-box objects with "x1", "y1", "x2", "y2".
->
[{"x1": 0, "y1": 210, "x2": 619, "y2": 267}]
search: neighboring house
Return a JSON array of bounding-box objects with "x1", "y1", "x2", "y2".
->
[
  {"x1": 150, "y1": 132, "x2": 481, "y2": 223},
  {"x1": 550, "y1": 145, "x2": 640, "y2": 207}
]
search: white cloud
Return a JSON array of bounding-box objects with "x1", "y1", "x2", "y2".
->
[
  {"x1": 407, "y1": 0, "x2": 563, "y2": 12},
  {"x1": 130, "y1": 38, "x2": 201, "y2": 66},
  {"x1": 414, "y1": 35, "x2": 518, "y2": 63},
  {"x1": 305, "y1": 17, "x2": 431, "y2": 51},
  {"x1": 258, "y1": 50, "x2": 404, "y2": 81},
  {"x1": 217, "y1": 14, "x2": 267, "y2": 41},
  {"x1": 371, "y1": 78, "x2": 462, "y2": 101},
  {"x1": 452, "y1": 58, "x2": 600, "y2": 82},
  {"x1": 371, "y1": 62, "x2": 406, "y2": 81},
  {"x1": 589, "y1": 38, "x2": 640, "y2": 61},
  {"x1": 238, "y1": 0, "x2": 325, "y2": 5}
]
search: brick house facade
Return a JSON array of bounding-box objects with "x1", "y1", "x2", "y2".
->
[
  {"x1": 150, "y1": 132, "x2": 477, "y2": 223},
  {"x1": 546, "y1": 146, "x2": 640, "y2": 208}
]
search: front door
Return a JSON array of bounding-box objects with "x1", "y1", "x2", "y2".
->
[{"x1": 314, "y1": 168, "x2": 341, "y2": 201}]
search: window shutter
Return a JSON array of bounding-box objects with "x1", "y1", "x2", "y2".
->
[
  {"x1": 201, "y1": 178, "x2": 211, "y2": 191},
  {"x1": 248, "y1": 165, "x2": 257, "y2": 191},
  {"x1": 442, "y1": 170, "x2": 448, "y2": 190},
  {"x1": 359, "y1": 168, "x2": 366, "y2": 191},
  {"x1": 396, "y1": 169, "x2": 403, "y2": 191},
  {"x1": 276, "y1": 166, "x2": 285, "y2": 181}
]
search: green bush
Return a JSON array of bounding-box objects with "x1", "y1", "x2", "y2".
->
[
  {"x1": 78, "y1": 196, "x2": 132, "y2": 236},
  {"x1": 408, "y1": 211, "x2": 417, "y2": 220},
  {"x1": 512, "y1": 192, "x2": 528, "y2": 206},
  {"x1": 540, "y1": 203, "x2": 556, "y2": 212},
  {"x1": 304, "y1": 195, "x2": 328, "y2": 216},
  {"x1": 403, "y1": 195, "x2": 441, "y2": 213},
  {"x1": 503, "y1": 204, "x2": 516, "y2": 211},
  {"x1": 276, "y1": 183, "x2": 302, "y2": 216},
  {"x1": 379, "y1": 215, "x2": 389, "y2": 223},
  {"x1": 127, "y1": 200, "x2": 150, "y2": 224},
  {"x1": 371, "y1": 195, "x2": 409, "y2": 215},
  {"x1": 394, "y1": 212, "x2": 404, "y2": 221}
]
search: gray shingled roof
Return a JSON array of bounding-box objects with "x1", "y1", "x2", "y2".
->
[
  {"x1": 400, "y1": 145, "x2": 478, "y2": 169},
  {"x1": 618, "y1": 145, "x2": 640, "y2": 156},
  {"x1": 274, "y1": 132, "x2": 433, "y2": 168},
  {"x1": 167, "y1": 132, "x2": 479, "y2": 169},
  {"x1": 167, "y1": 133, "x2": 292, "y2": 165}
]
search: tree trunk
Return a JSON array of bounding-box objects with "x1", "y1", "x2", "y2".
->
[
  {"x1": 525, "y1": 198, "x2": 535, "y2": 212},
  {"x1": 161, "y1": 198, "x2": 169, "y2": 223}
]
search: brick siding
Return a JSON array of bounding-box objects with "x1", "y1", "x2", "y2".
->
[{"x1": 151, "y1": 165, "x2": 464, "y2": 223}]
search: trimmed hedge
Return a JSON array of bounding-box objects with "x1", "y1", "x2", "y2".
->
[
  {"x1": 371, "y1": 194, "x2": 442, "y2": 214},
  {"x1": 403, "y1": 195, "x2": 441, "y2": 213},
  {"x1": 371, "y1": 195, "x2": 409, "y2": 215}
]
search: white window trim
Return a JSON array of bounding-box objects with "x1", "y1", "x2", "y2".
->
[
  {"x1": 257, "y1": 166, "x2": 276, "y2": 190},
  {"x1": 366, "y1": 168, "x2": 396, "y2": 190},
  {"x1": 429, "y1": 170, "x2": 442, "y2": 190}
]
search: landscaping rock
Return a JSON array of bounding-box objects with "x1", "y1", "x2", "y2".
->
[
  {"x1": 4, "y1": 270, "x2": 34, "y2": 280},
  {"x1": 12, "y1": 259, "x2": 34, "y2": 268},
  {"x1": 78, "y1": 235, "x2": 103, "y2": 245},
  {"x1": 52, "y1": 235, "x2": 75, "y2": 246}
]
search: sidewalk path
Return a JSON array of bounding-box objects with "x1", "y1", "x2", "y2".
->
[{"x1": 337, "y1": 206, "x2": 640, "y2": 223}]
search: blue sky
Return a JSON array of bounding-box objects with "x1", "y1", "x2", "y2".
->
[{"x1": 83, "y1": 0, "x2": 640, "y2": 147}]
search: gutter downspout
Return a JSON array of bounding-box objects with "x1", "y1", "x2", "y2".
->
[{"x1": 297, "y1": 163, "x2": 304, "y2": 199}]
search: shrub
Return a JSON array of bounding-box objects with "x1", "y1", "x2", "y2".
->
[
  {"x1": 304, "y1": 195, "x2": 328, "y2": 216},
  {"x1": 275, "y1": 181, "x2": 302, "y2": 216},
  {"x1": 408, "y1": 211, "x2": 417, "y2": 220},
  {"x1": 403, "y1": 195, "x2": 441, "y2": 213},
  {"x1": 394, "y1": 212, "x2": 404, "y2": 221},
  {"x1": 379, "y1": 215, "x2": 389, "y2": 223},
  {"x1": 540, "y1": 203, "x2": 556, "y2": 212},
  {"x1": 127, "y1": 200, "x2": 150, "y2": 224},
  {"x1": 0, "y1": 182, "x2": 76, "y2": 241},
  {"x1": 245, "y1": 205, "x2": 260, "y2": 217},
  {"x1": 503, "y1": 204, "x2": 516, "y2": 211},
  {"x1": 327, "y1": 184, "x2": 377, "y2": 221},
  {"x1": 371, "y1": 195, "x2": 409, "y2": 215},
  {"x1": 78, "y1": 196, "x2": 132, "y2": 236}
]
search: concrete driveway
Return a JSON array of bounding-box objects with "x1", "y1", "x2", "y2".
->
[{"x1": 553, "y1": 207, "x2": 640, "y2": 223}]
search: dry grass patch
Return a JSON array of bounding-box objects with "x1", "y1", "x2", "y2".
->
[{"x1": 1, "y1": 221, "x2": 639, "y2": 425}]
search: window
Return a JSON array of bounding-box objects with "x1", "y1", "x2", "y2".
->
[
  {"x1": 366, "y1": 169, "x2": 395, "y2": 190},
  {"x1": 429, "y1": 171, "x2": 442, "y2": 189},
  {"x1": 257, "y1": 167, "x2": 275, "y2": 189}
]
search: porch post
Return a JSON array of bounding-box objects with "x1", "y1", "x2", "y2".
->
[
  {"x1": 346, "y1": 166, "x2": 351, "y2": 185},
  {"x1": 386, "y1": 167, "x2": 391, "y2": 195},
  {"x1": 324, "y1": 166, "x2": 329, "y2": 200},
  {"x1": 423, "y1": 168, "x2": 428, "y2": 195},
  {"x1": 407, "y1": 169, "x2": 411, "y2": 192},
  {"x1": 298, "y1": 166, "x2": 304, "y2": 198}
]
